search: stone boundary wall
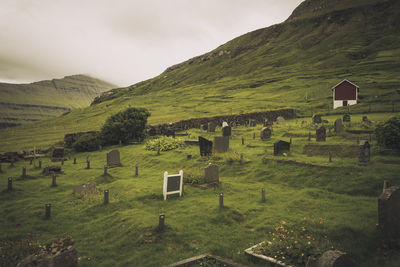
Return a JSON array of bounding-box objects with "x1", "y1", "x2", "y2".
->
[{"x1": 147, "y1": 109, "x2": 295, "y2": 136}]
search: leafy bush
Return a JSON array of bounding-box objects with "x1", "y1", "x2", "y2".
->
[
  {"x1": 183, "y1": 168, "x2": 204, "y2": 184},
  {"x1": 145, "y1": 136, "x2": 184, "y2": 151},
  {"x1": 72, "y1": 133, "x2": 100, "y2": 152},
  {"x1": 100, "y1": 107, "x2": 150, "y2": 145},
  {"x1": 375, "y1": 117, "x2": 400, "y2": 150}
]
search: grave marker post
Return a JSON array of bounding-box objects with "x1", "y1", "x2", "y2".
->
[
  {"x1": 219, "y1": 193, "x2": 224, "y2": 208},
  {"x1": 159, "y1": 214, "x2": 165, "y2": 230},
  {"x1": 135, "y1": 164, "x2": 138, "y2": 176},
  {"x1": 38, "y1": 160, "x2": 42, "y2": 169},
  {"x1": 22, "y1": 166, "x2": 26, "y2": 178},
  {"x1": 86, "y1": 160, "x2": 90, "y2": 169},
  {"x1": 52, "y1": 173, "x2": 57, "y2": 187},
  {"x1": 242, "y1": 137, "x2": 244, "y2": 145},
  {"x1": 45, "y1": 204, "x2": 51, "y2": 219},
  {"x1": 104, "y1": 166, "x2": 108, "y2": 176},
  {"x1": 73, "y1": 157, "x2": 76, "y2": 164},
  {"x1": 104, "y1": 189, "x2": 109, "y2": 204},
  {"x1": 8, "y1": 177, "x2": 12, "y2": 191},
  {"x1": 261, "y1": 188, "x2": 265, "y2": 202}
]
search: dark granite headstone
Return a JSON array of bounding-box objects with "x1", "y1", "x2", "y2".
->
[
  {"x1": 207, "y1": 122, "x2": 216, "y2": 132},
  {"x1": 334, "y1": 118, "x2": 344, "y2": 133},
  {"x1": 214, "y1": 136, "x2": 229, "y2": 153},
  {"x1": 204, "y1": 163, "x2": 219, "y2": 184},
  {"x1": 316, "y1": 125, "x2": 326, "y2": 142},
  {"x1": 378, "y1": 186, "x2": 400, "y2": 240},
  {"x1": 343, "y1": 113, "x2": 351, "y2": 122},
  {"x1": 106, "y1": 149, "x2": 121, "y2": 168},
  {"x1": 274, "y1": 140, "x2": 290, "y2": 156},
  {"x1": 199, "y1": 136, "x2": 213, "y2": 156},
  {"x1": 51, "y1": 147, "x2": 64, "y2": 162},
  {"x1": 358, "y1": 140, "x2": 370, "y2": 165},
  {"x1": 260, "y1": 127, "x2": 272, "y2": 140}
]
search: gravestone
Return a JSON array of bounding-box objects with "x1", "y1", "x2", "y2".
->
[
  {"x1": 42, "y1": 166, "x2": 62, "y2": 175},
  {"x1": 163, "y1": 170, "x2": 183, "y2": 200},
  {"x1": 306, "y1": 250, "x2": 356, "y2": 267},
  {"x1": 204, "y1": 163, "x2": 219, "y2": 184},
  {"x1": 207, "y1": 122, "x2": 216, "y2": 132},
  {"x1": 248, "y1": 119, "x2": 257, "y2": 127},
  {"x1": 358, "y1": 140, "x2": 370, "y2": 166},
  {"x1": 107, "y1": 150, "x2": 121, "y2": 168},
  {"x1": 198, "y1": 136, "x2": 213, "y2": 156},
  {"x1": 334, "y1": 118, "x2": 344, "y2": 133},
  {"x1": 51, "y1": 147, "x2": 64, "y2": 162},
  {"x1": 378, "y1": 186, "x2": 400, "y2": 240},
  {"x1": 260, "y1": 127, "x2": 272, "y2": 140},
  {"x1": 312, "y1": 114, "x2": 322, "y2": 124},
  {"x1": 73, "y1": 183, "x2": 98, "y2": 197},
  {"x1": 214, "y1": 136, "x2": 229, "y2": 153},
  {"x1": 222, "y1": 122, "x2": 231, "y2": 137},
  {"x1": 276, "y1": 116, "x2": 285, "y2": 124},
  {"x1": 264, "y1": 119, "x2": 272, "y2": 127},
  {"x1": 274, "y1": 140, "x2": 290, "y2": 156},
  {"x1": 362, "y1": 116, "x2": 373, "y2": 127},
  {"x1": 316, "y1": 125, "x2": 326, "y2": 142},
  {"x1": 343, "y1": 113, "x2": 351, "y2": 122}
]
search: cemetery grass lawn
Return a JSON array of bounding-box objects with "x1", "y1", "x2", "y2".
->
[{"x1": 2, "y1": 115, "x2": 400, "y2": 266}]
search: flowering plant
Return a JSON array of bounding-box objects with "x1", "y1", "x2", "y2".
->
[{"x1": 253, "y1": 218, "x2": 334, "y2": 266}]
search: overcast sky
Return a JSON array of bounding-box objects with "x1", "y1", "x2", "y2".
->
[{"x1": 0, "y1": 0, "x2": 303, "y2": 87}]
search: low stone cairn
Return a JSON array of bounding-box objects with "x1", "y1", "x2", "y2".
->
[{"x1": 17, "y1": 237, "x2": 78, "y2": 267}]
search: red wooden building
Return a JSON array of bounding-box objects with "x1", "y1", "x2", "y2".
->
[{"x1": 332, "y1": 79, "x2": 359, "y2": 109}]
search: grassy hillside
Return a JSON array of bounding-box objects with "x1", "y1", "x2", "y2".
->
[
  {"x1": 0, "y1": 75, "x2": 116, "y2": 129},
  {"x1": 1, "y1": 113, "x2": 400, "y2": 266},
  {"x1": 0, "y1": 0, "x2": 399, "y2": 151}
]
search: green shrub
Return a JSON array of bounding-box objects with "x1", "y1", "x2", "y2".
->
[
  {"x1": 100, "y1": 107, "x2": 150, "y2": 145},
  {"x1": 72, "y1": 133, "x2": 100, "y2": 152},
  {"x1": 145, "y1": 136, "x2": 184, "y2": 151},
  {"x1": 183, "y1": 168, "x2": 204, "y2": 184},
  {"x1": 375, "y1": 116, "x2": 400, "y2": 150}
]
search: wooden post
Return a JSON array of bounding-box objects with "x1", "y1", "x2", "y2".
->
[
  {"x1": 73, "y1": 157, "x2": 76, "y2": 164},
  {"x1": 290, "y1": 137, "x2": 292, "y2": 144},
  {"x1": 135, "y1": 164, "x2": 138, "y2": 176},
  {"x1": 45, "y1": 204, "x2": 51, "y2": 219},
  {"x1": 159, "y1": 214, "x2": 165, "y2": 230},
  {"x1": 52, "y1": 172, "x2": 57, "y2": 187},
  {"x1": 22, "y1": 167, "x2": 26, "y2": 178},
  {"x1": 329, "y1": 152, "x2": 332, "y2": 162},
  {"x1": 39, "y1": 160, "x2": 42, "y2": 169},
  {"x1": 308, "y1": 132, "x2": 311, "y2": 141},
  {"x1": 8, "y1": 177, "x2": 12, "y2": 191},
  {"x1": 104, "y1": 166, "x2": 108, "y2": 176},
  {"x1": 242, "y1": 137, "x2": 244, "y2": 145},
  {"x1": 104, "y1": 189, "x2": 109, "y2": 204},
  {"x1": 86, "y1": 160, "x2": 90, "y2": 169},
  {"x1": 157, "y1": 144, "x2": 161, "y2": 155},
  {"x1": 261, "y1": 188, "x2": 265, "y2": 202},
  {"x1": 219, "y1": 193, "x2": 224, "y2": 208}
]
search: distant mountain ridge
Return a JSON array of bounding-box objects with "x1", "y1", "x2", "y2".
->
[{"x1": 0, "y1": 74, "x2": 116, "y2": 129}]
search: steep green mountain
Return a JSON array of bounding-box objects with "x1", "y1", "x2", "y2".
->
[
  {"x1": 0, "y1": 75, "x2": 116, "y2": 129},
  {"x1": 1, "y1": 0, "x2": 400, "y2": 150}
]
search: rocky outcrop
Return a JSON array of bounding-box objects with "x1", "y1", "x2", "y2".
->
[{"x1": 17, "y1": 237, "x2": 78, "y2": 267}]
